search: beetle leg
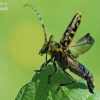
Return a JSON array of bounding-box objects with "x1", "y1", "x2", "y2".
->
[
  {"x1": 57, "y1": 69, "x2": 76, "y2": 91},
  {"x1": 34, "y1": 56, "x2": 54, "y2": 73},
  {"x1": 86, "y1": 78, "x2": 94, "y2": 94},
  {"x1": 48, "y1": 57, "x2": 57, "y2": 83}
]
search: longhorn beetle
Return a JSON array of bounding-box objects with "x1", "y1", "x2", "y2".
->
[{"x1": 24, "y1": 4, "x2": 95, "y2": 93}]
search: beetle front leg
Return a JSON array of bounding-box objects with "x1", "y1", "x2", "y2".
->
[{"x1": 34, "y1": 56, "x2": 54, "y2": 73}]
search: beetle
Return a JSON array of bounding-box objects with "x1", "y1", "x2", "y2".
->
[{"x1": 24, "y1": 4, "x2": 95, "y2": 93}]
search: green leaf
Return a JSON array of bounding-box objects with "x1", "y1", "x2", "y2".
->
[{"x1": 15, "y1": 64, "x2": 100, "y2": 100}]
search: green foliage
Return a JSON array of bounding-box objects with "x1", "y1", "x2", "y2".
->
[{"x1": 15, "y1": 64, "x2": 100, "y2": 100}]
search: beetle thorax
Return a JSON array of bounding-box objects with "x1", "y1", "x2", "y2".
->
[{"x1": 49, "y1": 42, "x2": 63, "y2": 53}]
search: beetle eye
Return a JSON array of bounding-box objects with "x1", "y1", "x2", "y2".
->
[
  {"x1": 44, "y1": 42, "x2": 50, "y2": 51},
  {"x1": 55, "y1": 43, "x2": 61, "y2": 48}
]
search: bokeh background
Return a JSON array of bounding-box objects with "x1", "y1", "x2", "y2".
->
[{"x1": 0, "y1": 0, "x2": 100, "y2": 100}]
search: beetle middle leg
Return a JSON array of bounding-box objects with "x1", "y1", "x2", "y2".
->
[
  {"x1": 57, "y1": 69, "x2": 76, "y2": 91},
  {"x1": 48, "y1": 57, "x2": 57, "y2": 83}
]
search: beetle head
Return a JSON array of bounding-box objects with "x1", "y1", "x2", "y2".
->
[{"x1": 39, "y1": 35, "x2": 53, "y2": 56}]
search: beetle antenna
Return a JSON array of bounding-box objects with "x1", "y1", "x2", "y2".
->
[{"x1": 24, "y1": 4, "x2": 47, "y2": 41}]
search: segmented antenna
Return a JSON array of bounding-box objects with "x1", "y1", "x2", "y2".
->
[{"x1": 24, "y1": 4, "x2": 47, "y2": 41}]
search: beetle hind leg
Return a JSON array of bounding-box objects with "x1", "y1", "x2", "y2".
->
[
  {"x1": 57, "y1": 69, "x2": 76, "y2": 91},
  {"x1": 86, "y1": 79, "x2": 95, "y2": 94}
]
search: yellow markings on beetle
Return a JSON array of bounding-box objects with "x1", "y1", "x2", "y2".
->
[
  {"x1": 51, "y1": 43, "x2": 63, "y2": 52},
  {"x1": 76, "y1": 23, "x2": 79, "y2": 27},
  {"x1": 68, "y1": 27, "x2": 70, "y2": 30},
  {"x1": 91, "y1": 77, "x2": 94, "y2": 82},
  {"x1": 71, "y1": 31, "x2": 75, "y2": 34},
  {"x1": 72, "y1": 24, "x2": 75, "y2": 28},
  {"x1": 66, "y1": 32, "x2": 69, "y2": 35},
  {"x1": 69, "y1": 36, "x2": 72, "y2": 40},
  {"x1": 65, "y1": 42, "x2": 68, "y2": 46},
  {"x1": 78, "y1": 17, "x2": 81, "y2": 21},
  {"x1": 60, "y1": 12, "x2": 82, "y2": 47}
]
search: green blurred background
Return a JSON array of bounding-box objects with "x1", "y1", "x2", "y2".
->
[{"x1": 0, "y1": 0, "x2": 100, "y2": 100}]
